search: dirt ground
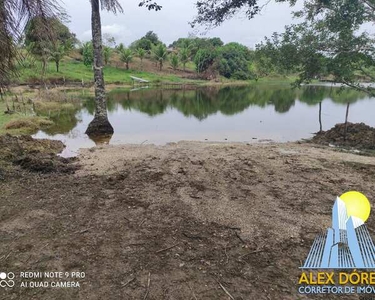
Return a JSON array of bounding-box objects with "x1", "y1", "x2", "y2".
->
[
  {"x1": 312, "y1": 122, "x2": 375, "y2": 150},
  {"x1": 1, "y1": 140, "x2": 375, "y2": 299}
]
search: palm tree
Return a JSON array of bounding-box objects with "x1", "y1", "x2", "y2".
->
[
  {"x1": 85, "y1": 0, "x2": 123, "y2": 137},
  {"x1": 179, "y1": 47, "x2": 190, "y2": 71},
  {"x1": 170, "y1": 53, "x2": 179, "y2": 70},
  {"x1": 48, "y1": 42, "x2": 65, "y2": 72},
  {"x1": 120, "y1": 48, "x2": 133, "y2": 70},
  {"x1": 116, "y1": 43, "x2": 125, "y2": 53},
  {"x1": 152, "y1": 44, "x2": 168, "y2": 71},
  {"x1": 103, "y1": 46, "x2": 111, "y2": 65},
  {"x1": 135, "y1": 48, "x2": 146, "y2": 70}
]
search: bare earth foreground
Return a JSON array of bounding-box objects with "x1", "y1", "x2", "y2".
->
[{"x1": 1, "y1": 141, "x2": 375, "y2": 299}]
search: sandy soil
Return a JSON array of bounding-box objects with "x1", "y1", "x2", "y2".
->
[{"x1": 1, "y1": 141, "x2": 375, "y2": 299}]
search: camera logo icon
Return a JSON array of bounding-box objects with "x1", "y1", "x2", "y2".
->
[{"x1": 0, "y1": 272, "x2": 15, "y2": 288}]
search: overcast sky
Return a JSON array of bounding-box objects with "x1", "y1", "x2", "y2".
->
[{"x1": 62, "y1": 0, "x2": 303, "y2": 48}]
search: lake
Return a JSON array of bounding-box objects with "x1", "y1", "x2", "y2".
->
[{"x1": 33, "y1": 84, "x2": 375, "y2": 157}]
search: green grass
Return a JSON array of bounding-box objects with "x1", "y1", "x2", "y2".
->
[
  {"x1": 14, "y1": 58, "x2": 202, "y2": 85},
  {"x1": 0, "y1": 101, "x2": 41, "y2": 134}
]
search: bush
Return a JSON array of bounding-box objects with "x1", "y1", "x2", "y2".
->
[
  {"x1": 217, "y1": 43, "x2": 252, "y2": 79},
  {"x1": 194, "y1": 49, "x2": 217, "y2": 73}
]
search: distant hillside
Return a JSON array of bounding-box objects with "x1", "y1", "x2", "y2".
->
[{"x1": 13, "y1": 49, "x2": 201, "y2": 86}]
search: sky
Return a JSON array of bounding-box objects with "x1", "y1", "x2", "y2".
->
[{"x1": 62, "y1": 0, "x2": 303, "y2": 48}]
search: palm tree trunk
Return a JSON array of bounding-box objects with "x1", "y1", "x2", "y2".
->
[{"x1": 85, "y1": 0, "x2": 114, "y2": 136}]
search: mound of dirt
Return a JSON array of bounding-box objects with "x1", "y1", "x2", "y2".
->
[
  {"x1": 312, "y1": 122, "x2": 375, "y2": 150},
  {"x1": 0, "y1": 134, "x2": 77, "y2": 173}
]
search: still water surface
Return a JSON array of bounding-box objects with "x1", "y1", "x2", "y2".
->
[{"x1": 33, "y1": 85, "x2": 375, "y2": 157}]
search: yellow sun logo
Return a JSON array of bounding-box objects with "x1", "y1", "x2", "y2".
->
[{"x1": 340, "y1": 191, "x2": 371, "y2": 223}]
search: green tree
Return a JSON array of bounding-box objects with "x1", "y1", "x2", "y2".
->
[
  {"x1": 179, "y1": 47, "x2": 191, "y2": 71},
  {"x1": 170, "y1": 37, "x2": 223, "y2": 57},
  {"x1": 170, "y1": 53, "x2": 179, "y2": 70},
  {"x1": 130, "y1": 38, "x2": 152, "y2": 51},
  {"x1": 152, "y1": 44, "x2": 168, "y2": 71},
  {"x1": 103, "y1": 46, "x2": 111, "y2": 65},
  {"x1": 120, "y1": 48, "x2": 133, "y2": 70},
  {"x1": 25, "y1": 17, "x2": 76, "y2": 76},
  {"x1": 191, "y1": 0, "x2": 375, "y2": 95},
  {"x1": 82, "y1": 42, "x2": 94, "y2": 67},
  {"x1": 144, "y1": 31, "x2": 160, "y2": 45},
  {"x1": 194, "y1": 49, "x2": 216, "y2": 73},
  {"x1": 0, "y1": 0, "x2": 63, "y2": 89},
  {"x1": 258, "y1": 2, "x2": 374, "y2": 93},
  {"x1": 135, "y1": 48, "x2": 146, "y2": 70},
  {"x1": 116, "y1": 43, "x2": 125, "y2": 52},
  {"x1": 217, "y1": 42, "x2": 252, "y2": 79},
  {"x1": 130, "y1": 31, "x2": 161, "y2": 51},
  {"x1": 48, "y1": 41, "x2": 72, "y2": 72},
  {"x1": 253, "y1": 44, "x2": 275, "y2": 78}
]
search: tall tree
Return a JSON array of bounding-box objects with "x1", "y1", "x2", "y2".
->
[
  {"x1": 0, "y1": 0, "x2": 63, "y2": 90},
  {"x1": 85, "y1": 0, "x2": 123, "y2": 136}
]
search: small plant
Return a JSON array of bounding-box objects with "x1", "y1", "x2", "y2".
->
[
  {"x1": 103, "y1": 46, "x2": 112, "y2": 65},
  {"x1": 152, "y1": 44, "x2": 168, "y2": 71},
  {"x1": 170, "y1": 53, "x2": 179, "y2": 70},
  {"x1": 135, "y1": 48, "x2": 146, "y2": 70},
  {"x1": 120, "y1": 48, "x2": 133, "y2": 70},
  {"x1": 82, "y1": 42, "x2": 94, "y2": 67},
  {"x1": 179, "y1": 47, "x2": 190, "y2": 71}
]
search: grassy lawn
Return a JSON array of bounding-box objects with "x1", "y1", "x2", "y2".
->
[{"x1": 14, "y1": 57, "x2": 202, "y2": 85}]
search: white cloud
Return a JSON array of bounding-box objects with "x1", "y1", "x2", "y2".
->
[{"x1": 81, "y1": 24, "x2": 132, "y2": 43}]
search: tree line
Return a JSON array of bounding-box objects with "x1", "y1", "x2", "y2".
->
[{"x1": 21, "y1": 19, "x2": 305, "y2": 82}]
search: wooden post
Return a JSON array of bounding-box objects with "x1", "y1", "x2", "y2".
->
[
  {"x1": 344, "y1": 102, "x2": 350, "y2": 141},
  {"x1": 319, "y1": 102, "x2": 322, "y2": 132}
]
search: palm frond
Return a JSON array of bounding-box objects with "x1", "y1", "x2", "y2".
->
[{"x1": 99, "y1": 0, "x2": 123, "y2": 13}]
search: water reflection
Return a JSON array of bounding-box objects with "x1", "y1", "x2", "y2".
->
[
  {"x1": 32, "y1": 84, "x2": 374, "y2": 156},
  {"x1": 101, "y1": 85, "x2": 368, "y2": 118}
]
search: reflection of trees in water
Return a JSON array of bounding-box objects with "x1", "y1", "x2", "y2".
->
[
  {"x1": 43, "y1": 85, "x2": 369, "y2": 136},
  {"x1": 88, "y1": 85, "x2": 370, "y2": 121},
  {"x1": 299, "y1": 86, "x2": 366, "y2": 133},
  {"x1": 299, "y1": 86, "x2": 367, "y2": 104},
  {"x1": 37, "y1": 106, "x2": 82, "y2": 135}
]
